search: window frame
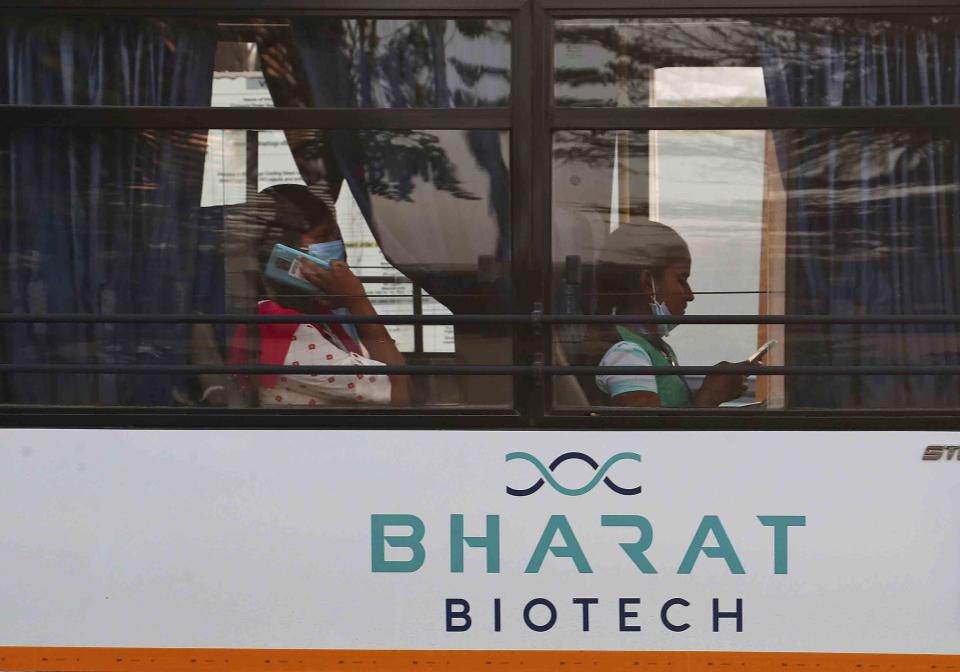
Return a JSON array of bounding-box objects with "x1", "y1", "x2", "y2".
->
[
  {"x1": 1, "y1": 0, "x2": 959, "y2": 429},
  {"x1": 536, "y1": 0, "x2": 960, "y2": 429}
]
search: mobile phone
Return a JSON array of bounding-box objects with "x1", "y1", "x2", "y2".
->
[
  {"x1": 264, "y1": 243, "x2": 330, "y2": 295},
  {"x1": 747, "y1": 339, "x2": 777, "y2": 364}
]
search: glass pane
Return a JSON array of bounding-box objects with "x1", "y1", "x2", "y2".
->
[
  {"x1": 0, "y1": 17, "x2": 510, "y2": 108},
  {"x1": 555, "y1": 16, "x2": 960, "y2": 107},
  {"x1": 551, "y1": 128, "x2": 960, "y2": 411},
  {"x1": 0, "y1": 18, "x2": 218, "y2": 106},
  {"x1": 279, "y1": 18, "x2": 511, "y2": 108},
  {"x1": 0, "y1": 127, "x2": 512, "y2": 409}
]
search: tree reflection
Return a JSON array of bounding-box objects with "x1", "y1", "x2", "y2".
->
[
  {"x1": 554, "y1": 19, "x2": 762, "y2": 107},
  {"x1": 554, "y1": 17, "x2": 960, "y2": 108},
  {"x1": 261, "y1": 18, "x2": 509, "y2": 202}
]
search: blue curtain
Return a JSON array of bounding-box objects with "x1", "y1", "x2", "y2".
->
[
  {"x1": 264, "y1": 19, "x2": 512, "y2": 314},
  {"x1": 0, "y1": 18, "x2": 218, "y2": 405},
  {"x1": 761, "y1": 18, "x2": 960, "y2": 408}
]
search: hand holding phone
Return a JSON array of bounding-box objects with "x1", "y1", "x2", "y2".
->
[
  {"x1": 747, "y1": 339, "x2": 777, "y2": 364},
  {"x1": 264, "y1": 243, "x2": 331, "y2": 295}
]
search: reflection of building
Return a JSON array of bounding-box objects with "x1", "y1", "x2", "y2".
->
[
  {"x1": 336, "y1": 190, "x2": 456, "y2": 353},
  {"x1": 202, "y1": 72, "x2": 297, "y2": 207},
  {"x1": 649, "y1": 67, "x2": 768, "y2": 400}
]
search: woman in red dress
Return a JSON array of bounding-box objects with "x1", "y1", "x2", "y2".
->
[{"x1": 230, "y1": 184, "x2": 411, "y2": 407}]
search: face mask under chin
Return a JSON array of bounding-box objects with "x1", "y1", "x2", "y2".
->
[{"x1": 648, "y1": 278, "x2": 676, "y2": 338}]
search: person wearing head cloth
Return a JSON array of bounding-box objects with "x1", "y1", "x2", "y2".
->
[
  {"x1": 593, "y1": 219, "x2": 747, "y2": 407},
  {"x1": 228, "y1": 184, "x2": 411, "y2": 407}
]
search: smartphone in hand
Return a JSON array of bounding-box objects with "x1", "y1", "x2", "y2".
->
[
  {"x1": 747, "y1": 339, "x2": 778, "y2": 364},
  {"x1": 264, "y1": 243, "x2": 331, "y2": 295}
]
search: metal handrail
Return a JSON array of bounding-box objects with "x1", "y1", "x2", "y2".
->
[
  {"x1": 4, "y1": 312, "x2": 960, "y2": 325},
  {"x1": 0, "y1": 104, "x2": 956, "y2": 131},
  {"x1": 2, "y1": 364, "x2": 959, "y2": 376}
]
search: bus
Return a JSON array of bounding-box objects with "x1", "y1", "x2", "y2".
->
[{"x1": 0, "y1": 0, "x2": 958, "y2": 669}]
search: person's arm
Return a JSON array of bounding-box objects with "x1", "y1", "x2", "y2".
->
[
  {"x1": 344, "y1": 296, "x2": 411, "y2": 406},
  {"x1": 693, "y1": 361, "x2": 748, "y2": 407},
  {"x1": 597, "y1": 343, "x2": 660, "y2": 407},
  {"x1": 300, "y1": 260, "x2": 411, "y2": 406}
]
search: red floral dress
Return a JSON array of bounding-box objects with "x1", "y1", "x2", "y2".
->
[{"x1": 229, "y1": 300, "x2": 391, "y2": 406}]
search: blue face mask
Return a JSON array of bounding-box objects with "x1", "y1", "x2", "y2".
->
[
  {"x1": 648, "y1": 278, "x2": 676, "y2": 338},
  {"x1": 307, "y1": 239, "x2": 346, "y2": 264}
]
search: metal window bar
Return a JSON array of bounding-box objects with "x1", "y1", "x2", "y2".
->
[
  {"x1": 543, "y1": 0, "x2": 957, "y2": 11},
  {"x1": 4, "y1": 313, "x2": 960, "y2": 325},
  {"x1": 0, "y1": 0, "x2": 954, "y2": 11},
  {"x1": 4, "y1": 313, "x2": 960, "y2": 375},
  {"x1": 0, "y1": 1, "x2": 527, "y2": 12},
  {"x1": 1, "y1": 105, "x2": 957, "y2": 130},
  {"x1": 412, "y1": 282, "x2": 425, "y2": 355},
  {"x1": 2, "y1": 364, "x2": 960, "y2": 376},
  {"x1": 0, "y1": 106, "x2": 513, "y2": 129}
]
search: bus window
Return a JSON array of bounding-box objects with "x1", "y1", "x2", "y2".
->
[
  {"x1": 259, "y1": 17, "x2": 511, "y2": 109},
  {"x1": 552, "y1": 14, "x2": 960, "y2": 411},
  {"x1": 0, "y1": 124, "x2": 512, "y2": 409},
  {"x1": 552, "y1": 126, "x2": 960, "y2": 410},
  {"x1": 554, "y1": 16, "x2": 960, "y2": 109},
  {"x1": 0, "y1": 16, "x2": 515, "y2": 409}
]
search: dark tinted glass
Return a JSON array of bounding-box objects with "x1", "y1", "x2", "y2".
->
[
  {"x1": 0, "y1": 17, "x2": 511, "y2": 108},
  {"x1": 552, "y1": 128, "x2": 960, "y2": 410},
  {"x1": 555, "y1": 16, "x2": 960, "y2": 108},
  {"x1": 278, "y1": 18, "x2": 511, "y2": 108},
  {"x1": 0, "y1": 17, "x2": 217, "y2": 106},
  {"x1": 0, "y1": 127, "x2": 512, "y2": 409}
]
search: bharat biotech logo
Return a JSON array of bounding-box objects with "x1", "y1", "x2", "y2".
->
[
  {"x1": 370, "y1": 447, "x2": 807, "y2": 637},
  {"x1": 506, "y1": 451, "x2": 643, "y2": 496}
]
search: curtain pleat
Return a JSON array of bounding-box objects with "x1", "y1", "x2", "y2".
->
[
  {"x1": 0, "y1": 18, "x2": 217, "y2": 405},
  {"x1": 761, "y1": 17, "x2": 960, "y2": 408}
]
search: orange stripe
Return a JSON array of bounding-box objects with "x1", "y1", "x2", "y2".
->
[{"x1": 0, "y1": 648, "x2": 956, "y2": 672}]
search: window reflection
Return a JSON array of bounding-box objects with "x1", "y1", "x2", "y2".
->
[
  {"x1": 552, "y1": 128, "x2": 960, "y2": 410},
  {"x1": 0, "y1": 17, "x2": 511, "y2": 109},
  {"x1": 0, "y1": 127, "x2": 512, "y2": 408},
  {"x1": 0, "y1": 16, "x2": 515, "y2": 409},
  {"x1": 555, "y1": 16, "x2": 960, "y2": 108},
  {"x1": 265, "y1": 18, "x2": 511, "y2": 108}
]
